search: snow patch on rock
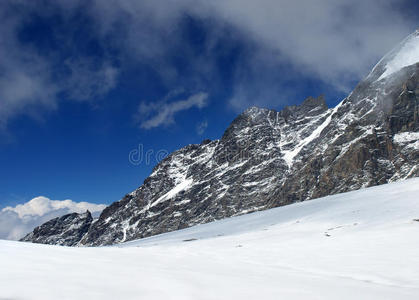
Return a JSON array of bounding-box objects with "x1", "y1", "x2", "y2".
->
[{"x1": 393, "y1": 132, "x2": 419, "y2": 150}]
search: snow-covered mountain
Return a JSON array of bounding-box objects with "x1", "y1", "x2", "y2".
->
[
  {"x1": 22, "y1": 29, "x2": 419, "y2": 247},
  {"x1": 0, "y1": 197, "x2": 106, "y2": 240},
  {"x1": 3, "y1": 179, "x2": 419, "y2": 299},
  {"x1": 20, "y1": 211, "x2": 93, "y2": 246},
  {"x1": 367, "y1": 29, "x2": 419, "y2": 82}
]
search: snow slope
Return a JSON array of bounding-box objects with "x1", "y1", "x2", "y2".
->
[
  {"x1": 377, "y1": 29, "x2": 419, "y2": 80},
  {"x1": 367, "y1": 29, "x2": 419, "y2": 82},
  {"x1": 1, "y1": 178, "x2": 419, "y2": 300}
]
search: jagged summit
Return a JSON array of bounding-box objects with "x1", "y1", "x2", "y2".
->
[
  {"x1": 242, "y1": 106, "x2": 272, "y2": 116},
  {"x1": 368, "y1": 28, "x2": 419, "y2": 82},
  {"x1": 300, "y1": 95, "x2": 327, "y2": 109},
  {"x1": 281, "y1": 95, "x2": 328, "y2": 119},
  {"x1": 241, "y1": 95, "x2": 328, "y2": 119}
]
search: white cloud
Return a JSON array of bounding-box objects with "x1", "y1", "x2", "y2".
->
[
  {"x1": 0, "y1": 196, "x2": 106, "y2": 240},
  {"x1": 191, "y1": 0, "x2": 416, "y2": 109},
  {"x1": 0, "y1": 1, "x2": 119, "y2": 130},
  {"x1": 86, "y1": 0, "x2": 417, "y2": 111},
  {"x1": 202, "y1": 1, "x2": 413, "y2": 77},
  {"x1": 196, "y1": 120, "x2": 208, "y2": 135},
  {"x1": 0, "y1": 0, "x2": 416, "y2": 127},
  {"x1": 138, "y1": 92, "x2": 209, "y2": 129}
]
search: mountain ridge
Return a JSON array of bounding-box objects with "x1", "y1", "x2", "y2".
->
[{"x1": 20, "y1": 30, "x2": 419, "y2": 246}]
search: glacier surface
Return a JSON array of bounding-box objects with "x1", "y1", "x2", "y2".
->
[{"x1": 1, "y1": 178, "x2": 419, "y2": 299}]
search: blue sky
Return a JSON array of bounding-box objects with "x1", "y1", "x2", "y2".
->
[{"x1": 0, "y1": 0, "x2": 417, "y2": 208}]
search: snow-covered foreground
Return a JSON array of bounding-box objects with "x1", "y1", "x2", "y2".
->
[{"x1": 1, "y1": 179, "x2": 419, "y2": 300}]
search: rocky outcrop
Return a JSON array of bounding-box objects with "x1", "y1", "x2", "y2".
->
[
  {"x1": 274, "y1": 62, "x2": 419, "y2": 204},
  {"x1": 20, "y1": 211, "x2": 93, "y2": 246}
]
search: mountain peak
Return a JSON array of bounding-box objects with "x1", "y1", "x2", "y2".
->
[
  {"x1": 369, "y1": 29, "x2": 419, "y2": 81},
  {"x1": 301, "y1": 95, "x2": 326, "y2": 106},
  {"x1": 242, "y1": 95, "x2": 327, "y2": 120},
  {"x1": 242, "y1": 106, "x2": 271, "y2": 117},
  {"x1": 299, "y1": 95, "x2": 328, "y2": 112}
]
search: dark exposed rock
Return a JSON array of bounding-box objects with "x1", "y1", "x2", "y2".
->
[
  {"x1": 20, "y1": 211, "x2": 93, "y2": 246},
  {"x1": 201, "y1": 139, "x2": 212, "y2": 145}
]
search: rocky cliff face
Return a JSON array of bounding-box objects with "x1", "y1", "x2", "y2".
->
[
  {"x1": 22, "y1": 30, "x2": 419, "y2": 247},
  {"x1": 20, "y1": 211, "x2": 93, "y2": 246}
]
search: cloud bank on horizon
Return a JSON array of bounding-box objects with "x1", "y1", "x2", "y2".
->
[
  {"x1": 0, "y1": 197, "x2": 106, "y2": 240},
  {"x1": 0, "y1": 0, "x2": 417, "y2": 130}
]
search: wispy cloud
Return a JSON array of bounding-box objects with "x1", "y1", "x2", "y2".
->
[
  {"x1": 0, "y1": 0, "x2": 416, "y2": 128},
  {"x1": 87, "y1": 0, "x2": 417, "y2": 110},
  {"x1": 137, "y1": 92, "x2": 209, "y2": 129},
  {"x1": 0, "y1": 1, "x2": 119, "y2": 130},
  {"x1": 196, "y1": 120, "x2": 208, "y2": 135},
  {"x1": 0, "y1": 196, "x2": 106, "y2": 240},
  {"x1": 193, "y1": 0, "x2": 416, "y2": 109}
]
